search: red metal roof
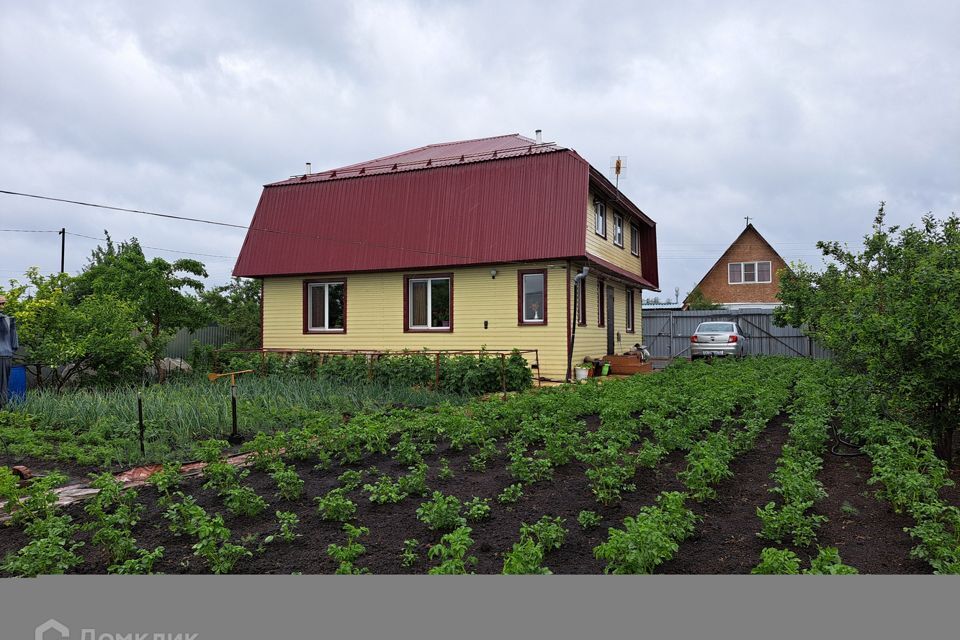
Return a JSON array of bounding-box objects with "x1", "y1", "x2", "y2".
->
[{"x1": 233, "y1": 134, "x2": 659, "y2": 290}]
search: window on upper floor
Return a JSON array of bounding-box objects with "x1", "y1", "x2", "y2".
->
[
  {"x1": 406, "y1": 274, "x2": 452, "y2": 331},
  {"x1": 630, "y1": 223, "x2": 640, "y2": 256},
  {"x1": 305, "y1": 280, "x2": 346, "y2": 332},
  {"x1": 594, "y1": 201, "x2": 607, "y2": 238},
  {"x1": 613, "y1": 213, "x2": 624, "y2": 247},
  {"x1": 518, "y1": 270, "x2": 547, "y2": 325},
  {"x1": 728, "y1": 261, "x2": 772, "y2": 284}
]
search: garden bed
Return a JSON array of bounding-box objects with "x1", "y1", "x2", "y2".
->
[{"x1": 0, "y1": 358, "x2": 952, "y2": 575}]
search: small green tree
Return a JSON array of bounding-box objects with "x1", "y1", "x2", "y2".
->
[
  {"x1": 3, "y1": 269, "x2": 149, "y2": 389},
  {"x1": 71, "y1": 234, "x2": 209, "y2": 375},
  {"x1": 776, "y1": 205, "x2": 960, "y2": 464},
  {"x1": 684, "y1": 287, "x2": 722, "y2": 310}
]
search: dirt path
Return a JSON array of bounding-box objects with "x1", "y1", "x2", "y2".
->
[
  {"x1": 812, "y1": 446, "x2": 930, "y2": 573},
  {"x1": 657, "y1": 413, "x2": 791, "y2": 574}
]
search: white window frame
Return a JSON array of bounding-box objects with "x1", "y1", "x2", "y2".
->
[
  {"x1": 728, "y1": 261, "x2": 772, "y2": 284},
  {"x1": 594, "y1": 201, "x2": 607, "y2": 238},
  {"x1": 613, "y1": 213, "x2": 624, "y2": 247},
  {"x1": 307, "y1": 281, "x2": 345, "y2": 332},
  {"x1": 408, "y1": 276, "x2": 451, "y2": 330},
  {"x1": 630, "y1": 222, "x2": 640, "y2": 256}
]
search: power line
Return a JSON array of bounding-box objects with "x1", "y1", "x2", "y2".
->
[
  {"x1": 2, "y1": 227, "x2": 236, "y2": 260},
  {"x1": 0, "y1": 189, "x2": 478, "y2": 261},
  {"x1": 0, "y1": 190, "x2": 247, "y2": 230},
  {"x1": 65, "y1": 232, "x2": 235, "y2": 259}
]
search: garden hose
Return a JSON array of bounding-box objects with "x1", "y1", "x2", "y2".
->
[{"x1": 828, "y1": 421, "x2": 865, "y2": 457}]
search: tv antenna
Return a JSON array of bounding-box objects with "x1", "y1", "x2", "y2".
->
[{"x1": 610, "y1": 156, "x2": 626, "y2": 191}]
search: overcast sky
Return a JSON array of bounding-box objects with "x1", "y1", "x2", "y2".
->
[{"x1": 1, "y1": 1, "x2": 957, "y2": 302}]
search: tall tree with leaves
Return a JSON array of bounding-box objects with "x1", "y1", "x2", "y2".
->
[
  {"x1": 2, "y1": 269, "x2": 149, "y2": 389},
  {"x1": 72, "y1": 234, "x2": 210, "y2": 375},
  {"x1": 199, "y1": 277, "x2": 262, "y2": 349},
  {"x1": 776, "y1": 205, "x2": 960, "y2": 464}
]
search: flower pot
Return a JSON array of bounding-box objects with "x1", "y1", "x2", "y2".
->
[
  {"x1": 601, "y1": 363, "x2": 611, "y2": 376},
  {"x1": 575, "y1": 367, "x2": 589, "y2": 381}
]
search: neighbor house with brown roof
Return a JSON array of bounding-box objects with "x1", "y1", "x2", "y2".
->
[
  {"x1": 233, "y1": 133, "x2": 660, "y2": 381},
  {"x1": 684, "y1": 224, "x2": 788, "y2": 310}
]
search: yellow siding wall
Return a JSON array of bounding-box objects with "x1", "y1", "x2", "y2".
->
[
  {"x1": 263, "y1": 262, "x2": 571, "y2": 380},
  {"x1": 585, "y1": 191, "x2": 645, "y2": 278},
  {"x1": 569, "y1": 270, "x2": 643, "y2": 366}
]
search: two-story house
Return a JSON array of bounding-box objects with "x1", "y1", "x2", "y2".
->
[
  {"x1": 684, "y1": 223, "x2": 788, "y2": 310},
  {"x1": 232, "y1": 133, "x2": 659, "y2": 381}
]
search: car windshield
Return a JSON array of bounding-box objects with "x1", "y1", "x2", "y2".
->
[{"x1": 697, "y1": 322, "x2": 734, "y2": 333}]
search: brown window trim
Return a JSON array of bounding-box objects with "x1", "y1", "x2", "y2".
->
[
  {"x1": 625, "y1": 288, "x2": 636, "y2": 333},
  {"x1": 302, "y1": 279, "x2": 347, "y2": 334},
  {"x1": 613, "y1": 213, "x2": 625, "y2": 248},
  {"x1": 598, "y1": 278, "x2": 606, "y2": 327},
  {"x1": 630, "y1": 222, "x2": 640, "y2": 256},
  {"x1": 403, "y1": 272, "x2": 454, "y2": 333},
  {"x1": 594, "y1": 200, "x2": 607, "y2": 239},
  {"x1": 517, "y1": 269, "x2": 548, "y2": 326}
]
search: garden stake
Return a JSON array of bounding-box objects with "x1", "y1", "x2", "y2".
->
[
  {"x1": 207, "y1": 370, "x2": 254, "y2": 445},
  {"x1": 137, "y1": 391, "x2": 145, "y2": 456},
  {"x1": 499, "y1": 353, "x2": 507, "y2": 400}
]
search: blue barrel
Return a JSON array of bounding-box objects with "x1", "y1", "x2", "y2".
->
[{"x1": 8, "y1": 365, "x2": 26, "y2": 402}]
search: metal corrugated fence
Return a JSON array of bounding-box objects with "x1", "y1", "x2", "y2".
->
[
  {"x1": 164, "y1": 326, "x2": 236, "y2": 359},
  {"x1": 641, "y1": 309, "x2": 832, "y2": 365}
]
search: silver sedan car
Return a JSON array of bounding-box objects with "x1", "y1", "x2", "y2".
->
[{"x1": 689, "y1": 321, "x2": 747, "y2": 359}]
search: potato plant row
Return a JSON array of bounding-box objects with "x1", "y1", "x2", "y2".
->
[{"x1": 834, "y1": 376, "x2": 960, "y2": 574}]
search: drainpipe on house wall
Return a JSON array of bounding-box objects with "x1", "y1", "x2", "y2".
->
[{"x1": 567, "y1": 266, "x2": 589, "y2": 382}]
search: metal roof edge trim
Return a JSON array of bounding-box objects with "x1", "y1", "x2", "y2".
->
[
  {"x1": 584, "y1": 252, "x2": 659, "y2": 291},
  {"x1": 233, "y1": 256, "x2": 584, "y2": 280}
]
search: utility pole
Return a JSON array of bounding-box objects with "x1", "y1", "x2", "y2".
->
[{"x1": 59, "y1": 227, "x2": 65, "y2": 274}]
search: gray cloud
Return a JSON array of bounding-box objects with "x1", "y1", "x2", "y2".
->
[{"x1": 1, "y1": 0, "x2": 957, "y2": 301}]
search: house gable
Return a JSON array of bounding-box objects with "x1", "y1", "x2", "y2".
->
[{"x1": 685, "y1": 224, "x2": 788, "y2": 307}]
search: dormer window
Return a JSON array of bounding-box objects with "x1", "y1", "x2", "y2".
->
[{"x1": 594, "y1": 201, "x2": 607, "y2": 238}]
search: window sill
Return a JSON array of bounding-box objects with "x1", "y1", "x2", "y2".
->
[
  {"x1": 304, "y1": 329, "x2": 346, "y2": 335},
  {"x1": 518, "y1": 320, "x2": 548, "y2": 327},
  {"x1": 405, "y1": 327, "x2": 453, "y2": 333}
]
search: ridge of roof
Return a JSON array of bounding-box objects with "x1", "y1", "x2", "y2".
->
[{"x1": 267, "y1": 133, "x2": 562, "y2": 187}]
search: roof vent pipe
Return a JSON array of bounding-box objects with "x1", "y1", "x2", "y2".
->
[
  {"x1": 305, "y1": 162, "x2": 312, "y2": 175},
  {"x1": 535, "y1": 129, "x2": 542, "y2": 145}
]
